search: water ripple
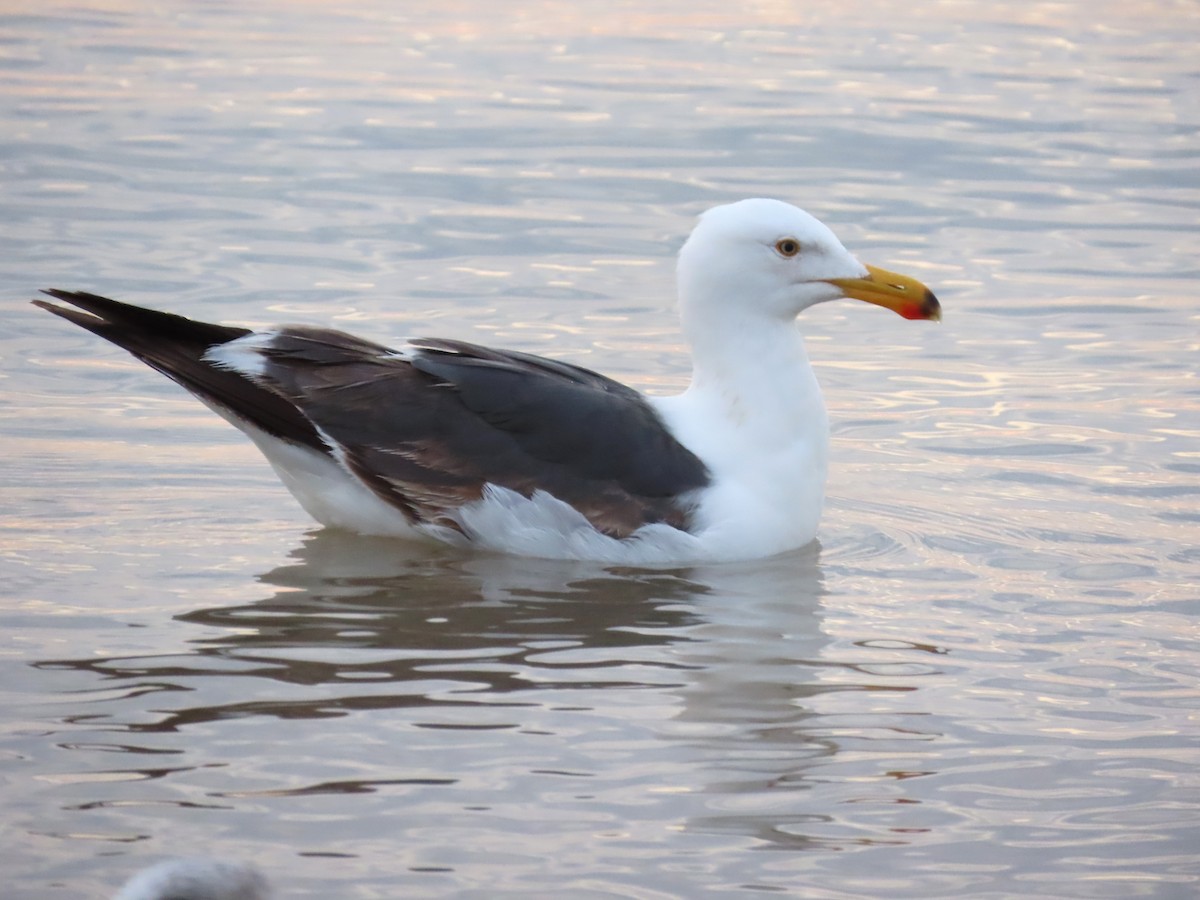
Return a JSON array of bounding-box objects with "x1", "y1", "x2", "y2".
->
[{"x1": 4, "y1": 1, "x2": 1200, "y2": 897}]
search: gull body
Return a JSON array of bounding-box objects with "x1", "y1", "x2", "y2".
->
[{"x1": 37, "y1": 199, "x2": 939, "y2": 563}]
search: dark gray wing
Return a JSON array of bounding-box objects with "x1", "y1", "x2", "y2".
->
[
  {"x1": 253, "y1": 330, "x2": 711, "y2": 536},
  {"x1": 408, "y1": 337, "x2": 704, "y2": 497},
  {"x1": 35, "y1": 291, "x2": 710, "y2": 538}
]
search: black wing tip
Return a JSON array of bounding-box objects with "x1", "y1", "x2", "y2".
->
[
  {"x1": 34, "y1": 290, "x2": 253, "y2": 348},
  {"x1": 38, "y1": 288, "x2": 113, "y2": 304},
  {"x1": 34, "y1": 288, "x2": 123, "y2": 320},
  {"x1": 33, "y1": 291, "x2": 113, "y2": 330}
]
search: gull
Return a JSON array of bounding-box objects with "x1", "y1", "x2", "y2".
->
[{"x1": 36, "y1": 199, "x2": 939, "y2": 563}]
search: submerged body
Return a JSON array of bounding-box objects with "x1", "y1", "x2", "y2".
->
[{"x1": 37, "y1": 199, "x2": 939, "y2": 563}]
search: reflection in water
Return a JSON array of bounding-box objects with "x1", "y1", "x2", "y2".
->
[
  {"x1": 31, "y1": 531, "x2": 935, "y2": 861},
  {"x1": 179, "y1": 534, "x2": 716, "y2": 726}
]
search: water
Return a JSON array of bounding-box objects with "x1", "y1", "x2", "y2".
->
[{"x1": 2, "y1": 0, "x2": 1198, "y2": 896}]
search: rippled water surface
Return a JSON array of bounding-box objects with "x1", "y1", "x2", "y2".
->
[{"x1": 2, "y1": 1, "x2": 1199, "y2": 897}]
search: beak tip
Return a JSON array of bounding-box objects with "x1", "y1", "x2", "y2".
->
[{"x1": 829, "y1": 265, "x2": 943, "y2": 322}]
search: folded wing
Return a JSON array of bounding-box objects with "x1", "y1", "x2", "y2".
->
[{"x1": 35, "y1": 290, "x2": 709, "y2": 538}]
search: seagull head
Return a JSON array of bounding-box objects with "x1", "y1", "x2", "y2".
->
[{"x1": 677, "y1": 198, "x2": 940, "y2": 326}]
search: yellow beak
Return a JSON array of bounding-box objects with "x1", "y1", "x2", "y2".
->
[{"x1": 826, "y1": 264, "x2": 941, "y2": 321}]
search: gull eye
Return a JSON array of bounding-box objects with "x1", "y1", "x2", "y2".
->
[{"x1": 774, "y1": 238, "x2": 801, "y2": 258}]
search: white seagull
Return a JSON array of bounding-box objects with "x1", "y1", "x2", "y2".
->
[{"x1": 37, "y1": 199, "x2": 939, "y2": 564}]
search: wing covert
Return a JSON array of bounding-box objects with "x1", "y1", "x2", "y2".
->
[{"x1": 251, "y1": 330, "x2": 710, "y2": 537}]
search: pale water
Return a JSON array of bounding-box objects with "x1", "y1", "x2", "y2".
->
[{"x1": 2, "y1": 1, "x2": 1198, "y2": 897}]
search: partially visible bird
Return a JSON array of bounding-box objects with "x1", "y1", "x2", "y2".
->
[{"x1": 114, "y1": 858, "x2": 270, "y2": 900}]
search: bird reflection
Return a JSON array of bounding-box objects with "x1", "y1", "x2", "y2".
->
[
  {"x1": 172, "y1": 533, "x2": 716, "y2": 711},
  {"x1": 39, "y1": 533, "x2": 932, "y2": 857}
]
